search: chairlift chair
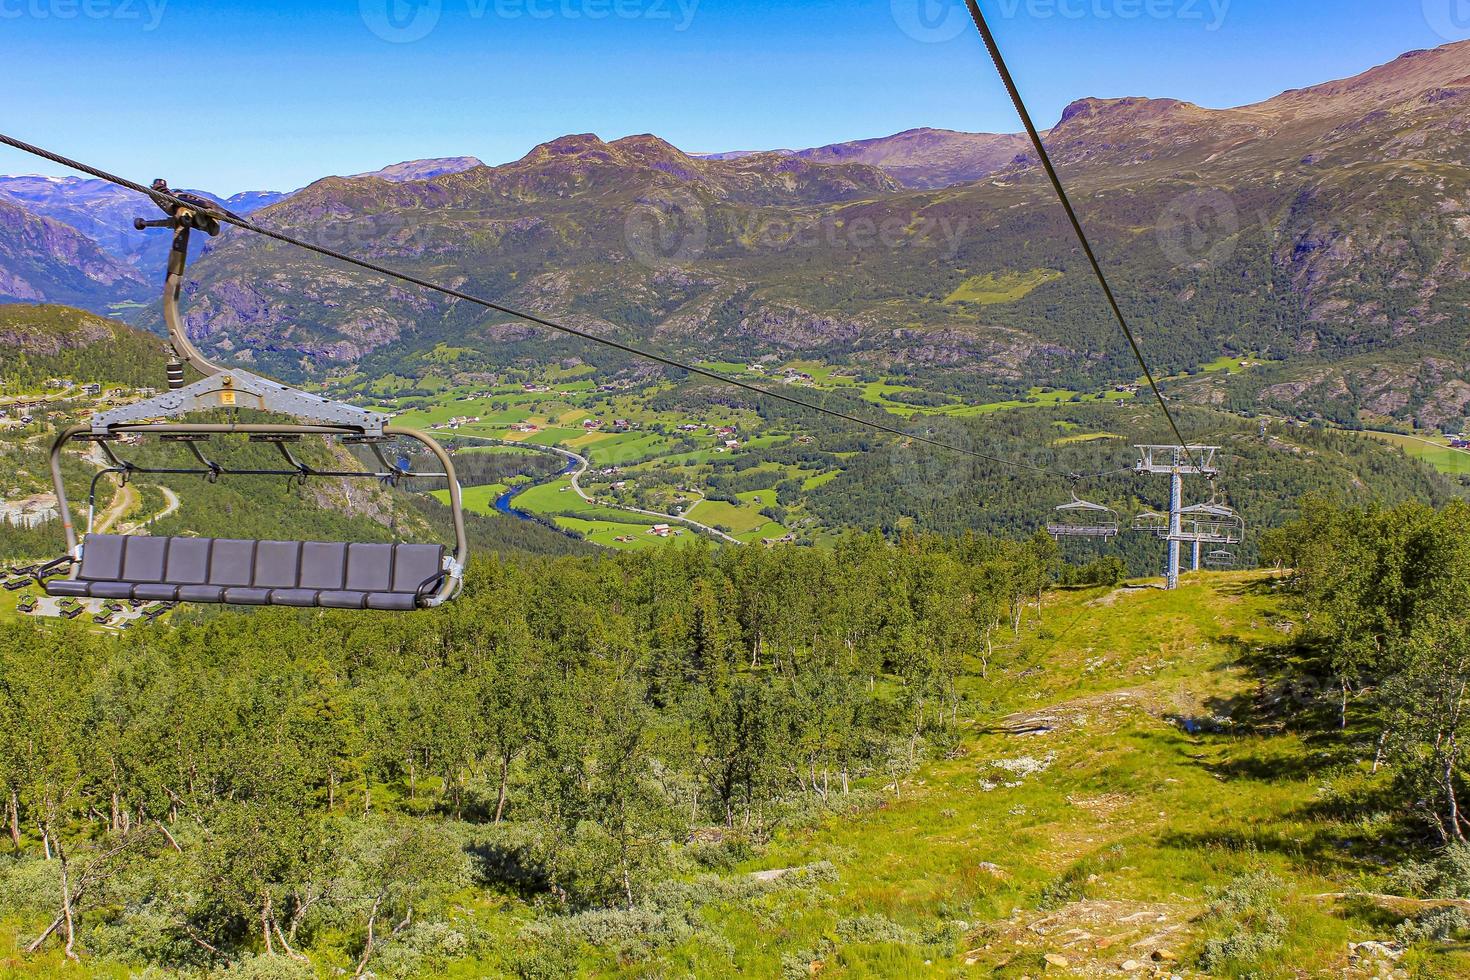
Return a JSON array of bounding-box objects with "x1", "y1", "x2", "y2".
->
[
  {"x1": 1131, "y1": 510, "x2": 1170, "y2": 536},
  {"x1": 1205, "y1": 549, "x2": 1238, "y2": 570},
  {"x1": 41, "y1": 182, "x2": 468, "y2": 610},
  {"x1": 1046, "y1": 495, "x2": 1120, "y2": 540}
]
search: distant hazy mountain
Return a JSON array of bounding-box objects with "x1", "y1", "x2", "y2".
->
[
  {"x1": 695, "y1": 130, "x2": 1030, "y2": 188},
  {"x1": 197, "y1": 189, "x2": 293, "y2": 213},
  {"x1": 0, "y1": 175, "x2": 288, "y2": 272},
  {"x1": 694, "y1": 149, "x2": 797, "y2": 161},
  {"x1": 0, "y1": 195, "x2": 149, "y2": 308},
  {"x1": 351, "y1": 157, "x2": 485, "y2": 182}
]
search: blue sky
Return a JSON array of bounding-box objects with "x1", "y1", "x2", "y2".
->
[{"x1": 0, "y1": 0, "x2": 1460, "y2": 193}]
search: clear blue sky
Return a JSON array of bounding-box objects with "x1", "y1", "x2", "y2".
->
[{"x1": 0, "y1": 0, "x2": 1457, "y2": 193}]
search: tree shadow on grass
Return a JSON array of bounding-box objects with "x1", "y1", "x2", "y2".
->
[
  {"x1": 1155, "y1": 815, "x2": 1428, "y2": 883},
  {"x1": 1153, "y1": 628, "x2": 1442, "y2": 878}
]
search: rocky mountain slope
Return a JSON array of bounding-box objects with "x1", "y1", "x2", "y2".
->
[
  {"x1": 0, "y1": 155, "x2": 484, "y2": 276},
  {"x1": 0, "y1": 196, "x2": 149, "y2": 309},
  {"x1": 699, "y1": 128, "x2": 1031, "y2": 189},
  {"x1": 0, "y1": 176, "x2": 286, "y2": 270}
]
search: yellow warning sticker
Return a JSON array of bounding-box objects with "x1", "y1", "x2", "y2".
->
[{"x1": 219, "y1": 391, "x2": 236, "y2": 406}]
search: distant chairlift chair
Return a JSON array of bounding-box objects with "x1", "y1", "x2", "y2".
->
[
  {"x1": 1047, "y1": 495, "x2": 1120, "y2": 540},
  {"x1": 1205, "y1": 549, "x2": 1238, "y2": 570},
  {"x1": 40, "y1": 181, "x2": 468, "y2": 610},
  {"x1": 1131, "y1": 510, "x2": 1171, "y2": 537}
]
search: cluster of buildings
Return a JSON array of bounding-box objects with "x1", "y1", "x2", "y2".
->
[
  {"x1": 582, "y1": 418, "x2": 635, "y2": 433},
  {"x1": 744, "y1": 364, "x2": 816, "y2": 386},
  {"x1": 0, "y1": 381, "x2": 152, "y2": 430},
  {"x1": 429, "y1": 416, "x2": 482, "y2": 431}
]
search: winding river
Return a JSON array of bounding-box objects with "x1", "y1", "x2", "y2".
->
[{"x1": 494, "y1": 454, "x2": 579, "y2": 523}]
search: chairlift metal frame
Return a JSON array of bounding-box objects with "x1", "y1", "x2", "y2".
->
[
  {"x1": 42, "y1": 185, "x2": 468, "y2": 608},
  {"x1": 1175, "y1": 501, "x2": 1246, "y2": 546}
]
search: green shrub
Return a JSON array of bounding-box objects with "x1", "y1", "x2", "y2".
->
[
  {"x1": 1390, "y1": 843, "x2": 1470, "y2": 900},
  {"x1": 373, "y1": 920, "x2": 473, "y2": 978},
  {"x1": 0, "y1": 856, "x2": 60, "y2": 917},
  {"x1": 209, "y1": 954, "x2": 316, "y2": 980},
  {"x1": 1197, "y1": 870, "x2": 1288, "y2": 972},
  {"x1": 527, "y1": 905, "x2": 696, "y2": 961},
  {"x1": 512, "y1": 930, "x2": 582, "y2": 980},
  {"x1": 836, "y1": 913, "x2": 916, "y2": 945},
  {"x1": 1395, "y1": 907, "x2": 1470, "y2": 945}
]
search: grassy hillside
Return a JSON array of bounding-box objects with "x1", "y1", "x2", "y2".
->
[{"x1": 0, "y1": 304, "x2": 165, "y2": 391}]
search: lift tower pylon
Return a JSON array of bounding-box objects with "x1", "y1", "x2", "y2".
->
[{"x1": 1134, "y1": 446, "x2": 1220, "y2": 590}]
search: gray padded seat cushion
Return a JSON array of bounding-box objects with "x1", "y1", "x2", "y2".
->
[
  {"x1": 319, "y1": 591, "x2": 371, "y2": 609},
  {"x1": 223, "y1": 588, "x2": 273, "y2": 605},
  {"x1": 165, "y1": 538, "x2": 212, "y2": 584},
  {"x1": 90, "y1": 581, "x2": 135, "y2": 600},
  {"x1": 78, "y1": 534, "x2": 125, "y2": 581},
  {"x1": 253, "y1": 541, "x2": 301, "y2": 589},
  {"x1": 45, "y1": 534, "x2": 443, "y2": 610},
  {"x1": 367, "y1": 592, "x2": 418, "y2": 612},
  {"x1": 210, "y1": 540, "x2": 256, "y2": 587},
  {"x1": 270, "y1": 589, "x2": 325, "y2": 608},
  {"x1": 300, "y1": 543, "x2": 347, "y2": 591},
  {"x1": 345, "y1": 543, "x2": 393, "y2": 592},
  {"x1": 122, "y1": 536, "x2": 169, "y2": 583},
  {"x1": 392, "y1": 544, "x2": 444, "y2": 594}
]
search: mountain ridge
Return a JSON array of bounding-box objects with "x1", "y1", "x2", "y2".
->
[{"x1": 7, "y1": 41, "x2": 1470, "y2": 427}]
